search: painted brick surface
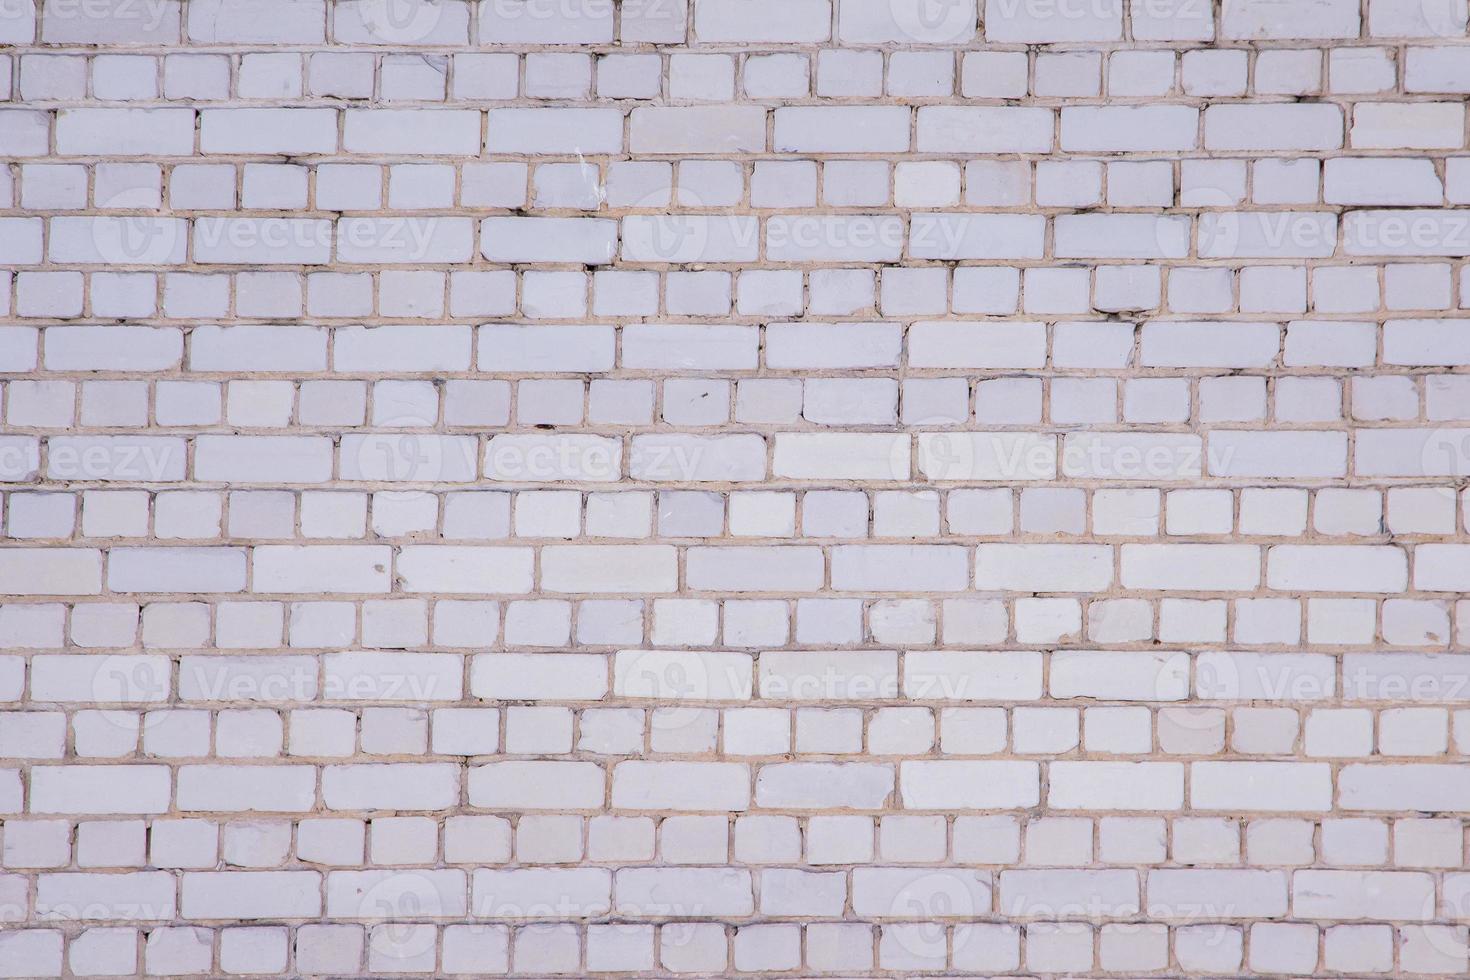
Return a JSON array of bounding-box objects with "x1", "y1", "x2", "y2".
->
[{"x1": 2, "y1": 0, "x2": 1470, "y2": 975}]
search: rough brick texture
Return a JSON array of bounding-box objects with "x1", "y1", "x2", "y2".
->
[{"x1": 2, "y1": 0, "x2": 1470, "y2": 975}]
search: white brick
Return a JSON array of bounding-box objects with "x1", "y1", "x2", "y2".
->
[
  {"x1": 1191, "y1": 762, "x2": 1333, "y2": 812},
  {"x1": 30, "y1": 766, "x2": 170, "y2": 814},
  {"x1": 985, "y1": 0, "x2": 1121, "y2": 41},
  {"x1": 1061, "y1": 106, "x2": 1198, "y2": 151},
  {"x1": 1049, "y1": 762, "x2": 1185, "y2": 811},
  {"x1": 699, "y1": 0, "x2": 830, "y2": 41},
  {"x1": 630, "y1": 106, "x2": 766, "y2": 153},
  {"x1": 901, "y1": 761, "x2": 1039, "y2": 808},
  {"x1": 916, "y1": 106, "x2": 1054, "y2": 152},
  {"x1": 56, "y1": 108, "x2": 194, "y2": 156},
  {"x1": 252, "y1": 546, "x2": 391, "y2": 594},
  {"x1": 612, "y1": 761, "x2": 750, "y2": 810},
  {"x1": 1222, "y1": 0, "x2": 1360, "y2": 39},
  {"x1": 7, "y1": 3, "x2": 1466, "y2": 960},
  {"x1": 0, "y1": 550, "x2": 101, "y2": 596},
  {"x1": 841, "y1": 0, "x2": 976, "y2": 43},
  {"x1": 774, "y1": 433, "x2": 907, "y2": 481},
  {"x1": 542, "y1": 545, "x2": 678, "y2": 593},
  {"x1": 975, "y1": 544, "x2": 1113, "y2": 592},
  {"x1": 1266, "y1": 546, "x2": 1408, "y2": 593},
  {"x1": 200, "y1": 108, "x2": 336, "y2": 154},
  {"x1": 832, "y1": 545, "x2": 969, "y2": 592},
  {"x1": 1204, "y1": 104, "x2": 1343, "y2": 150},
  {"x1": 343, "y1": 109, "x2": 481, "y2": 154}
]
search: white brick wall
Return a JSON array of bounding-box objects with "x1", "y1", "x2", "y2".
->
[{"x1": 1, "y1": 0, "x2": 1470, "y2": 975}]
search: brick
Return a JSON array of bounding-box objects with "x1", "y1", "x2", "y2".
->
[
  {"x1": 985, "y1": 0, "x2": 1121, "y2": 41},
  {"x1": 975, "y1": 544, "x2": 1113, "y2": 592},
  {"x1": 697, "y1": 0, "x2": 831, "y2": 41},
  {"x1": 1266, "y1": 546, "x2": 1408, "y2": 593},
  {"x1": 252, "y1": 545, "x2": 392, "y2": 594},
  {"x1": 1061, "y1": 106, "x2": 1199, "y2": 151},
  {"x1": 30, "y1": 766, "x2": 170, "y2": 814},
  {"x1": 181, "y1": 871, "x2": 321, "y2": 919},
  {"x1": 916, "y1": 106, "x2": 1054, "y2": 152},
  {"x1": 630, "y1": 106, "x2": 766, "y2": 153},
  {"x1": 1222, "y1": 0, "x2": 1359, "y2": 38},
  {"x1": 756, "y1": 763, "x2": 893, "y2": 808},
  {"x1": 5, "y1": 5, "x2": 1464, "y2": 964},
  {"x1": 323, "y1": 763, "x2": 459, "y2": 810},
  {"x1": 612, "y1": 761, "x2": 750, "y2": 810},
  {"x1": 1338, "y1": 763, "x2": 1470, "y2": 811},
  {"x1": 177, "y1": 765, "x2": 316, "y2": 812},
  {"x1": 832, "y1": 545, "x2": 969, "y2": 592},
  {"x1": 0, "y1": 550, "x2": 101, "y2": 596},
  {"x1": 1204, "y1": 104, "x2": 1344, "y2": 150},
  {"x1": 774, "y1": 107, "x2": 910, "y2": 152},
  {"x1": 482, "y1": 217, "x2": 618, "y2": 264},
  {"x1": 56, "y1": 108, "x2": 195, "y2": 156},
  {"x1": 1049, "y1": 762, "x2": 1185, "y2": 811},
  {"x1": 486, "y1": 108, "x2": 623, "y2": 154},
  {"x1": 36, "y1": 872, "x2": 175, "y2": 920},
  {"x1": 342, "y1": 109, "x2": 481, "y2": 154},
  {"x1": 200, "y1": 108, "x2": 336, "y2": 154},
  {"x1": 109, "y1": 547, "x2": 246, "y2": 593},
  {"x1": 1149, "y1": 869, "x2": 1287, "y2": 918},
  {"x1": 901, "y1": 761, "x2": 1039, "y2": 808},
  {"x1": 1191, "y1": 762, "x2": 1333, "y2": 812}
]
